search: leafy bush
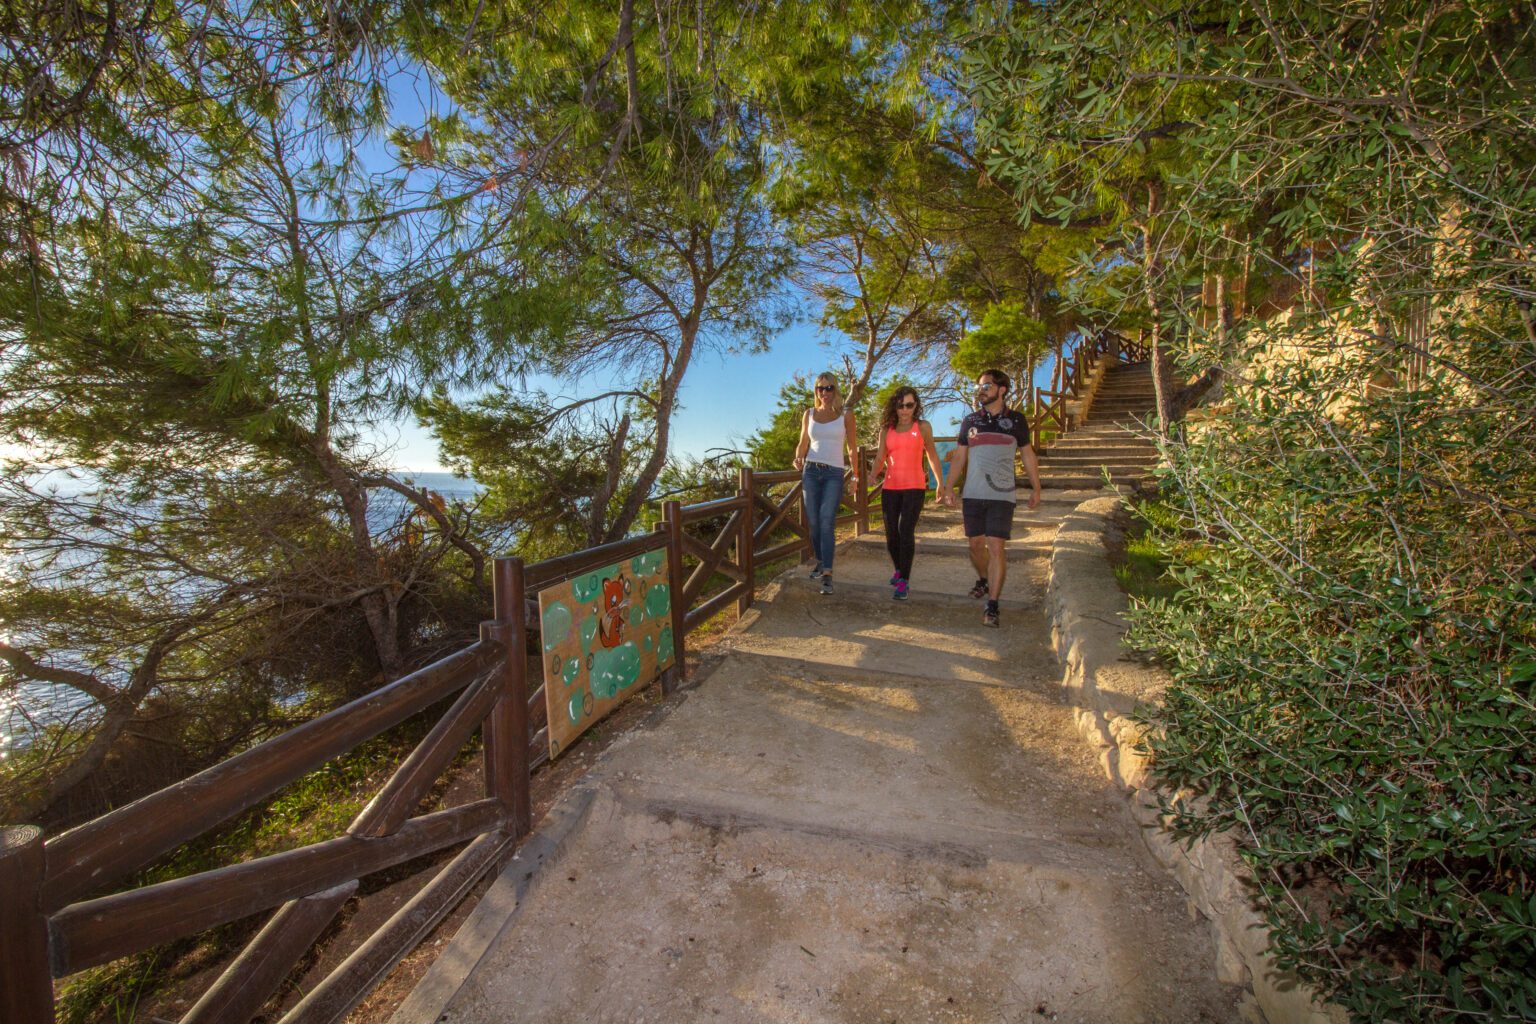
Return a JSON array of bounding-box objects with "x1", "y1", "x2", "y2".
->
[{"x1": 1128, "y1": 336, "x2": 1536, "y2": 1020}]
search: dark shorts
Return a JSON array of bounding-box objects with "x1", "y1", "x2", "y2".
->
[{"x1": 962, "y1": 498, "x2": 1014, "y2": 540}]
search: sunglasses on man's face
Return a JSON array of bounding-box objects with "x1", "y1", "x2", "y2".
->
[{"x1": 976, "y1": 382, "x2": 997, "y2": 392}]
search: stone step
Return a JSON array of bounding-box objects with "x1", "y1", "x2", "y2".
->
[
  {"x1": 1040, "y1": 447, "x2": 1156, "y2": 460},
  {"x1": 1061, "y1": 426, "x2": 1152, "y2": 438},
  {"x1": 1038, "y1": 472, "x2": 1154, "y2": 490},
  {"x1": 1038, "y1": 454, "x2": 1158, "y2": 468}
]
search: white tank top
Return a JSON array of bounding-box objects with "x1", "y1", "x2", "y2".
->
[{"x1": 807, "y1": 412, "x2": 846, "y2": 468}]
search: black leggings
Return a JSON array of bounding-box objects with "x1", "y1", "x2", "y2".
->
[{"x1": 881, "y1": 488, "x2": 925, "y2": 581}]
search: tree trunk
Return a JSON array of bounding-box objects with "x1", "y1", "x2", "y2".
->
[
  {"x1": 1139, "y1": 189, "x2": 1176, "y2": 434},
  {"x1": 310, "y1": 441, "x2": 404, "y2": 679}
]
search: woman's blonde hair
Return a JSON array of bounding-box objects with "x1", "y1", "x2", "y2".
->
[{"x1": 813, "y1": 372, "x2": 844, "y2": 415}]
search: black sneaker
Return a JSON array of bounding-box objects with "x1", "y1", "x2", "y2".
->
[
  {"x1": 809, "y1": 566, "x2": 826, "y2": 580},
  {"x1": 819, "y1": 575, "x2": 834, "y2": 595},
  {"x1": 968, "y1": 578, "x2": 988, "y2": 600},
  {"x1": 982, "y1": 603, "x2": 1000, "y2": 628}
]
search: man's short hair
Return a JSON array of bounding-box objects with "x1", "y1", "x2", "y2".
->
[{"x1": 981, "y1": 369, "x2": 1011, "y2": 394}]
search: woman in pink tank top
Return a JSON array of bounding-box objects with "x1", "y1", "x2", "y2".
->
[{"x1": 868, "y1": 387, "x2": 951, "y2": 600}]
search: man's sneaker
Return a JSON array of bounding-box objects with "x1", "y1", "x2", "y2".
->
[
  {"x1": 893, "y1": 579, "x2": 909, "y2": 601},
  {"x1": 819, "y1": 575, "x2": 834, "y2": 595},
  {"x1": 982, "y1": 602, "x2": 1000, "y2": 628},
  {"x1": 968, "y1": 578, "x2": 989, "y2": 600},
  {"x1": 809, "y1": 566, "x2": 825, "y2": 580}
]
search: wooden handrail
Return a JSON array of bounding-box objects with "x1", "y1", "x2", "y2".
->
[
  {"x1": 678, "y1": 494, "x2": 749, "y2": 523},
  {"x1": 50, "y1": 799, "x2": 505, "y2": 975},
  {"x1": 525, "y1": 533, "x2": 665, "y2": 591},
  {"x1": 42, "y1": 640, "x2": 501, "y2": 911}
]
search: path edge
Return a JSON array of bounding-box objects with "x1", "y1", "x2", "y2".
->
[{"x1": 1046, "y1": 495, "x2": 1347, "y2": 1024}]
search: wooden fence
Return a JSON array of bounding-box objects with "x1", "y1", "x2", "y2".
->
[
  {"x1": 0, "y1": 338, "x2": 1141, "y2": 1023},
  {"x1": 0, "y1": 471, "x2": 828, "y2": 1024}
]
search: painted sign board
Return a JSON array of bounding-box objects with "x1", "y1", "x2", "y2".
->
[{"x1": 538, "y1": 547, "x2": 675, "y2": 759}]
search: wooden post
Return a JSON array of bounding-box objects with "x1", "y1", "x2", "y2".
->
[
  {"x1": 662, "y1": 499, "x2": 686, "y2": 694},
  {"x1": 737, "y1": 467, "x2": 755, "y2": 616},
  {"x1": 853, "y1": 445, "x2": 868, "y2": 537},
  {"x1": 483, "y1": 558, "x2": 531, "y2": 837},
  {"x1": 0, "y1": 826, "x2": 53, "y2": 1024}
]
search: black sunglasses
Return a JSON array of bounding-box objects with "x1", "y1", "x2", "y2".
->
[
  {"x1": 815, "y1": 384, "x2": 836, "y2": 392},
  {"x1": 897, "y1": 400, "x2": 917, "y2": 408}
]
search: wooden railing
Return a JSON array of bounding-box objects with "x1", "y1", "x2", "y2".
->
[{"x1": 0, "y1": 469, "x2": 823, "y2": 1024}]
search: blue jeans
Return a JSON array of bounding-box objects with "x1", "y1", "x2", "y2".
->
[{"x1": 802, "y1": 462, "x2": 844, "y2": 573}]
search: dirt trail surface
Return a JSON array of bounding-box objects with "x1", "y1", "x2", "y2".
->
[{"x1": 397, "y1": 495, "x2": 1243, "y2": 1024}]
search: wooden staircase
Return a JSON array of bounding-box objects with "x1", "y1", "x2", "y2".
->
[{"x1": 1035, "y1": 361, "x2": 1159, "y2": 490}]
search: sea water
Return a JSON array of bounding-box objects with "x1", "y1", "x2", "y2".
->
[{"x1": 0, "y1": 471, "x2": 483, "y2": 756}]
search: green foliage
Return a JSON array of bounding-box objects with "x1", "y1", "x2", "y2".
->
[
  {"x1": 1128, "y1": 341, "x2": 1536, "y2": 1019},
  {"x1": 950, "y1": 301, "x2": 1047, "y2": 389},
  {"x1": 967, "y1": 0, "x2": 1536, "y2": 1018}
]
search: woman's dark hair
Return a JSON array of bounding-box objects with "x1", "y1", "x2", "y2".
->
[{"x1": 881, "y1": 386, "x2": 923, "y2": 430}]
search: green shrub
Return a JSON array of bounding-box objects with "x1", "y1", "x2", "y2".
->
[{"x1": 1127, "y1": 339, "x2": 1536, "y2": 1021}]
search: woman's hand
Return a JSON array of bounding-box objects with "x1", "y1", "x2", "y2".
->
[{"x1": 793, "y1": 454, "x2": 805, "y2": 470}]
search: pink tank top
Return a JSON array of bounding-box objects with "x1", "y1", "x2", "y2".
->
[{"x1": 883, "y1": 422, "x2": 927, "y2": 490}]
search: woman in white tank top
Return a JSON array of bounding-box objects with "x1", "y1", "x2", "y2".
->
[{"x1": 793, "y1": 372, "x2": 855, "y2": 594}]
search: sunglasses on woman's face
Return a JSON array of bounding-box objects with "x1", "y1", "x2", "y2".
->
[
  {"x1": 815, "y1": 385, "x2": 836, "y2": 392},
  {"x1": 898, "y1": 400, "x2": 917, "y2": 408}
]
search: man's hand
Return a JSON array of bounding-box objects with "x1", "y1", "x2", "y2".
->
[{"x1": 1028, "y1": 488, "x2": 1042, "y2": 510}]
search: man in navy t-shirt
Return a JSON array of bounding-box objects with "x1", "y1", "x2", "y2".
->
[{"x1": 943, "y1": 369, "x2": 1043, "y2": 627}]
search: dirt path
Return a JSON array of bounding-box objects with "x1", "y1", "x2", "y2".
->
[{"x1": 397, "y1": 497, "x2": 1244, "y2": 1024}]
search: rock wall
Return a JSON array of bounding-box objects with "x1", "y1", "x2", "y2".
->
[{"x1": 1046, "y1": 496, "x2": 1347, "y2": 1024}]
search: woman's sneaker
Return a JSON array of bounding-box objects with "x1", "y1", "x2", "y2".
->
[
  {"x1": 967, "y1": 578, "x2": 989, "y2": 599},
  {"x1": 893, "y1": 579, "x2": 909, "y2": 601},
  {"x1": 819, "y1": 575, "x2": 834, "y2": 595},
  {"x1": 890, "y1": 572, "x2": 902, "y2": 587}
]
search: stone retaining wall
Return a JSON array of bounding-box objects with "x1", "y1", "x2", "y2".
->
[{"x1": 1046, "y1": 496, "x2": 1347, "y2": 1024}]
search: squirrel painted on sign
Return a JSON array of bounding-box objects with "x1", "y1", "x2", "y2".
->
[{"x1": 597, "y1": 574, "x2": 631, "y2": 648}]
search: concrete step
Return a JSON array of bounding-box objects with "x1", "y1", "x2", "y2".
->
[
  {"x1": 799, "y1": 535, "x2": 1050, "y2": 609},
  {"x1": 1038, "y1": 472, "x2": 1155, "y2": 490},
  {"x1": 729, "y1": 580, "x2": 1048, "y2": 677},
  {"x1": 1038, "y1": 454, "x2": 1158, "y2": 468},
  {"x1": 1040, "y1": 447, "x2": 1157, "y2": 460},
  {"x1": 1060, "y1": 426, "x2": 1152, "y2": 439},
  {"x1": 1089, "y1": 403, "x2": 1155, "y2": 412}
]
